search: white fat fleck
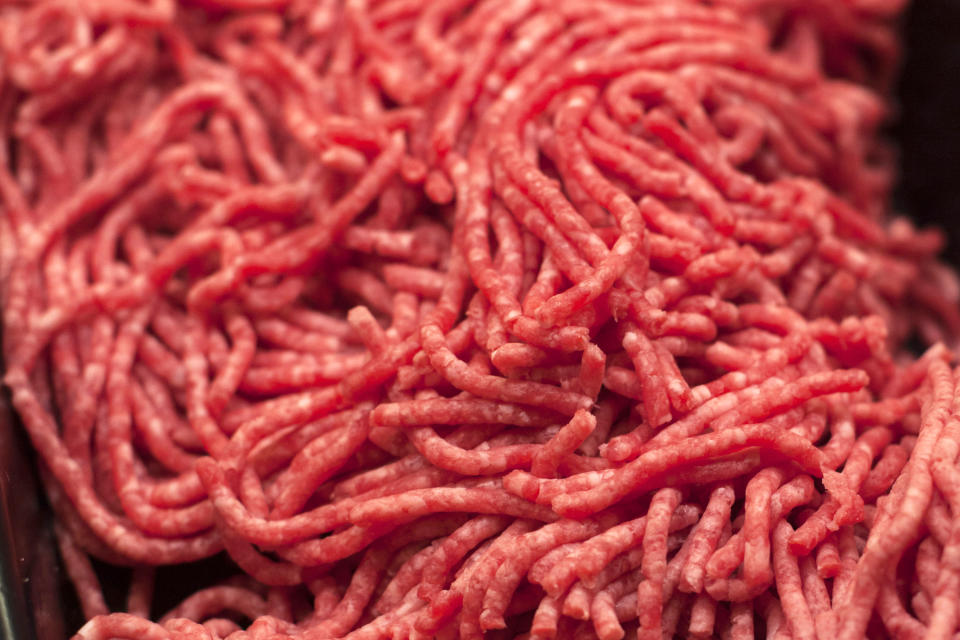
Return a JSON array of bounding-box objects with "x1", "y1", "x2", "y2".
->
[
  {"x1": 450, "y1": 160, "x2": 469, "y2": 178},
  {"x1": 502, "y1": 85, "x2": 522, "y2": 102},
  {"x1": 84, "y1": 363, "x2": 106, "y2": 381},
  {"x1": 71, "y1": 55, "x2": 96, "y2": 77},
  {"x1": 644, "y1": 290, "x2": 664, "y2": 306},
  {"x1": 372, "y1": 405, "x2": 394, "y2": 426},
  {"x1": 612, "y1": 193, "x2": 632, "y2": 208},
  {"x1": 468, "y1": 248, "x2": 488, "y2": 263},
  {"x1": 572, "y1": 58, "x2": 590, "y2": 74},
  {"x1": 689, "y1": 387, "x2": 710, "y2": 405},
  {"x1": 404, "y1": 496, "x2": 429, "y2": 517},
  {"x1": 106, "y1": 523, "x2": 129, "y2": 546},
  {"x1": 9, "y1": 384, "x2": 29, "y2": 403},
  {"x1": 288, "y1": 365, "x2": 306, "y2": 382}
]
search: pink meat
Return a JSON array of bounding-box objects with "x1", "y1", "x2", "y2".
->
[{"x1": 0, "y1": 1, "x2": 958, "y2": 640}]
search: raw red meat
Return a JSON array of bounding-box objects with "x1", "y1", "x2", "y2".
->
[{"x1": 1, "y1": 0, "x2": 958, "y2": 639}]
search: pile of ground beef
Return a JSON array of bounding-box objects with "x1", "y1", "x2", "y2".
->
[{"x1": 2, "y1": 0, "x2": 958, "y2": 638}]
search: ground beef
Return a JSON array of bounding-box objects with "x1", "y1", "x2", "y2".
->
[{"x1": 1, "y1": 0, "x2": 957, "y2": 639}]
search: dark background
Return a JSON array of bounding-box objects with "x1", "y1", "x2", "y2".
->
[{"x1": 896, "y1": 0, "x2": 960, "y2": 263}]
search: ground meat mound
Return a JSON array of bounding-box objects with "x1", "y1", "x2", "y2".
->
[{"x1": 2, "y1": 0, "x2": 958, "y2": 638}]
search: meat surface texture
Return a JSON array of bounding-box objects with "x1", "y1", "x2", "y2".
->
[{"x1": 2, "y1": 0, "x2": 958, "y2": 638}]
